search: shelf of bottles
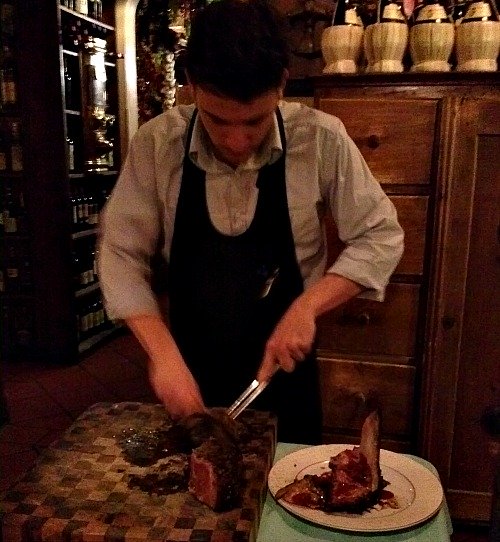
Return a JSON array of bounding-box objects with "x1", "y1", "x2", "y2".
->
[
  {"x1": 320, "y1": 0, "x2": 500, "y2": 74},
  {"x1": 1, "y1": 0, "x2": 36, "y2": 356},
  {"x1": 60, "y1": 0, "x2": 120, "y2": 353}
]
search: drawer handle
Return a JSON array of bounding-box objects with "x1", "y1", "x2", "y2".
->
[
  {"x1": 441, "y1": 316, "x2": 456, "y2": 330},
  {"x1": 480, "y1": 406, "x2": 500, "y2": 437},
  {"x1": 356, "y1": 312, "x2": 371, "y2": 325},
  {"x1": 367, "y1": 135, "x2": 381, "y2": 149},
  {"x1": 340, "y1": 311, "x2": 371, "y2": 326}
]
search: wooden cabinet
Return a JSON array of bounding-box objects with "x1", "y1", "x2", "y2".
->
[
  {"x1": 313, "y1": 72, "x2": 499, "y2": 522},
  {"x1": 1, "y1": 1, "x2": 123, "y2": 364},
  {"x1": 420, "y1": 94, "x2": 500, "y2": 523},
  {"x1": 314, "y1": 75, "x2": 438, "y2": 452}
]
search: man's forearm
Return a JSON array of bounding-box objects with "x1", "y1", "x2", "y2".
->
[
  {"x1": 125, "y1": 314, "x2": 182, "y2": 366},
  {"x1": 126, "y1": 313, "x2": 206, "y2": 417},
  {"x1": 300, "y1": 272, "x2": 363, "y2": 319}
]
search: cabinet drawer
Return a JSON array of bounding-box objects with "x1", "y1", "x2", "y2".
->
[
  {"x1": 326, "y1": 195, "x2": 429, "y2": 276},
  {"x1": 317, "y1": 283, "x2": 420, "y2": 359},
  {"x1": 318, "y1": 98, "x2": 438, "y2": 185},
  {"x1": 318, "y1": 356, "x2": 415, "y2": 439}
]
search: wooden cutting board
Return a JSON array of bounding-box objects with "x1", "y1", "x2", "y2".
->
[{"x1": 0, "y1": 402, "x2": 277, "y2": 542}]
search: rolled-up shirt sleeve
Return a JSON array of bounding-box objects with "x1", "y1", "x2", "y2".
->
[
  {"x1": 98, "y1": 127, "x2": 164, "y2": 320},
  {"x1": 321, "y1": 120, "x2": 404, "y2": 301}
]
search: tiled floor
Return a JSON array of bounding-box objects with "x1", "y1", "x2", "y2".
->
[
  {"x1": 1, "y1": 331, "x2": 156, "y2": 493},
  {"x1": 0, "y1": 331, "x2": 492, "y2": 541}
]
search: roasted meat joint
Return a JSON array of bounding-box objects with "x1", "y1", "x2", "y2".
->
[
  {"x1": 118, "y1": 407, "x2": 254, "y2": 511},
  {"x1": 180, "y1": 411, "x2": 244, "y2": 511},
  {"x1": 275, "y1": 410, "x2": 398, "y2": 513}
]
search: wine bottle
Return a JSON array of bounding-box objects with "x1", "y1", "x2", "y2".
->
[
  {"x1": 412, "y1": 0, "x2": 452, "y2": 24},
  {"x1": 461, "y1": 0, "x2": 499, "y2": 22},
  {"x1": 71, "y1": 192, "x2": 78, "y2": 230},
  {"x1": 0, "y1": 2, "x2": 14, "y2": 39},
  {"x1": 88, "y1": 0, "x2": 96, "y2": 18},
  {"x1": 0, "y1": 129, "x2": 8, "y2": 172},
  {"x1": 379, "y1": 0, "x2": 407, "y2": 22},
  {"x1": 16, "y1": 189, "x2": 27, "y2": 233},
  {"x1": 95, "y1": 0, "x2": 103, "y2": 21},
  {"x1": 3, "y1": 185, "x2": 18, "y2": 233},
  {"x1": 456, "y1": 0, "x2": 500, "y2": 71},
  {"x1": 93, "y1": 245, "x2": 99, "y2": 280},
  {"x1": 63, "y1": 58, "x2": 73, "y2": 110},
  {"x1": 5, "y1": 243, "x2": 19, "y2": 292},
  {"x1": 84, "y1": 240, "x2": 95, "y2": 285},
  {"x1": 76, "y1": 189, "x2": 84, "y2": 230},
  {"x1": 66, "y1": 136, "x2": 75, "y2": 171},
  {"x1": 75, "y1": 0, "x2": 88, "y2": 16},
  {"x1": 321, "y1": 0, "x2": 364, "y2": 73},
  {"x1": 447, "y1": 0, "x2": 469, "y2": 25},
  {"x1": 10, "y1": 121, "x2": 23, "y2": 172},
  {"x1": 72, "y1": 248, "x2": 81, "y2": 289},
  {"x1": 79, "y1": 302, "x2": 90, "y2": 338},
  {"x1": 96, "y1": 298, "x2": 105, "y2": 328},
  {"x1": 331, "y1": 0, "x2": 364, "y2": 25},
  {"x1": 89, "y1": 0, "x2": 102, "y2": 20},
  {"x1": 409, "y1": 0, "x2": 454, "y2": 71},
  {"x1": 364, "y1": 0, "x2": 409, "y2": 72},
  {"x1": 82, "y1": 192, "x2": 89, "y2": 227},
  {"x1": 446, "y1": 0, "x2": 469, "y2": 67},
  {"x1": 0, "y1": 44, "x2": 17, "y2": 108}
]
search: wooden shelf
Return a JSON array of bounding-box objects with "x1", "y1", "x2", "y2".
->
[
  {"x1": 78, "y1": 325, "x2": 122, "y2": 354},
  {"x1": 60, "y1": 5, "x2": 115, "y2": 31}
]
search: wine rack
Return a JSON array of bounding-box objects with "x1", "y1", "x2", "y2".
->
[
  {"x1": 0, "y1": 0, "x2": 35, "y2": 357},
  {"x1": 1, "y1": 0, "x2": 123, "y2": 363}
]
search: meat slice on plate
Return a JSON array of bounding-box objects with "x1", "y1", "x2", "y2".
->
[
  {"x1": 275, "y1": 475, "x2": 327, "y2": 509},
  {"x1": 326, "y1": 409, "x2": 382, "y2": 511},
  {"x1": 275, "y1": 410, "x2": 383, "y2": 513}
]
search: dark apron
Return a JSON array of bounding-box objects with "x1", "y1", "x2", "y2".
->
[{"x1": 167, "y1": 110, "x2": 322, "y2": 444}]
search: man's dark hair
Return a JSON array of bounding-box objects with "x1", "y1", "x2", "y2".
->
[{"x1": 184, "y1": 0, "x2": 290, "y2": 101}]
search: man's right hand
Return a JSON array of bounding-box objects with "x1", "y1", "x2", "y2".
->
[
  {"x1": 126, "y1": 314, "x2": 206, "y2": 419},
  {"x1": 148, "y1": 354, "x2": 206, "y2": 419}
]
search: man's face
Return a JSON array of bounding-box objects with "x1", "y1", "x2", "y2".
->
[{"x1": 191, "y1": 85, "x2": 284, "y2": 169}]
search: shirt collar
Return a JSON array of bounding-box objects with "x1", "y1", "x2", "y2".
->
[{"x1": 188, "y1": 108, "x2": 283, "y2": 173}]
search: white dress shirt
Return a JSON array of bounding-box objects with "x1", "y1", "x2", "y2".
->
[{"x1": 98, "y1": 100, "x2": 404, "y2": 321}]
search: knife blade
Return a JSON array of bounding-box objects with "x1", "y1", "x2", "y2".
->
[{"x1": 227, "y1": 365, "x2": 279, "y2": 419}]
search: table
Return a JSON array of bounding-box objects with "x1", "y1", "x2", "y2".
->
[
  {"x1": 257, "y1": 443, "x2": 453, "y2": 542},
  {"x1": 0, "y1": 403, "x2": 277, "y2": 542}
]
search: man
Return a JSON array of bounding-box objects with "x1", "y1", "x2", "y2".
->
[{"x1": 98, "y1": 0, "x2": 404, "y2": 444}]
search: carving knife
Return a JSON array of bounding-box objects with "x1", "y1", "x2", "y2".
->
[{"x1": 227, "y1": 365, "x2": 279, "y2": 419}]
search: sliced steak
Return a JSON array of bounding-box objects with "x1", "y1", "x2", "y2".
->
[
  {"x1": 181, "y1": 411, "x2": 244, "y2": 511},
  {"x1": 189, "y1": 437, "x2": 243, "y2": 511}
]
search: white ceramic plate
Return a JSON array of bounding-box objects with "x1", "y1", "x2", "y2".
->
[{"x1": 268, "y1": 444, "x2": 444, "y2": 532}]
